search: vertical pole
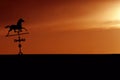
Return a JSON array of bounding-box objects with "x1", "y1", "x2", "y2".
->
[{"x1": 18, "y1": 31, "x2": 23, "y2": 55}]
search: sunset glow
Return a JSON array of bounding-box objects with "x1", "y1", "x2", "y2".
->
[
  {"x1": 111, "y1": 4, "x2": 120, "y2": 21},
  {"x1": 0, "y1": 0, "x2": 120, "y2": 54},
  {"x1": 104, "y1": 3, "x2": 120, "y2": 28}
]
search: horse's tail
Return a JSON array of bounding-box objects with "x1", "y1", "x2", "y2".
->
[{"x1": 5, "y1": 25, "x2": 10, "y2": 28}]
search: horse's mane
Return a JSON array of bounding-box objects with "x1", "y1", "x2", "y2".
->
[{"x1": 17, "y1": 18, "x2": 24, "y2": 25}]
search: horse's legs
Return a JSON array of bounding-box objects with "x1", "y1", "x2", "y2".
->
[
  {"x1": 22, "y1": 27, "x2": 28, "y2": 31},
  {"x1": 6, "y1": 29, "x2": 12, "y2": 36},
  {"x1": 20, "y1": 29, "x2": 22, "y2": 32},
  {"x1": 14, "y1": 29, "x2": 16, "y2": 32},
  {"x1": 17, "y1": 29, "x2": 22, "y2": 32}
]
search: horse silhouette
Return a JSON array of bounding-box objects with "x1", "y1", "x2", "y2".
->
[{"x1": 5, "y1": 18, "x2": 28, "y2": 36}]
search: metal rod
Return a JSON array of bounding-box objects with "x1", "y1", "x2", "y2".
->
[
  {"x1": 6, "y1": 32, "x2": 29, "y2": 37},
  {"x1": 18, "y1": 31, "x2": 23, "y2": 55},
  {"x1": 6, "y1": 29, "x2": 28, "y2": 55}
]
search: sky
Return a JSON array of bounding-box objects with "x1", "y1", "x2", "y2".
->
[{"x1": 0, "y1": 0, "x2": 120, "y2": 54}]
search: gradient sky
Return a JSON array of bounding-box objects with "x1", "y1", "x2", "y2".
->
[{"x1": 0, "y1": 0, "x2": 120, "y2": 54}]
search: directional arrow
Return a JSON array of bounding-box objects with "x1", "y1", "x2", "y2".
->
[{"x1": 14, "y1": 38, "x2": 26, "y2": 42}]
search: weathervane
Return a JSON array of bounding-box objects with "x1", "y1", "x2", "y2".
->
[{"x1": 5, "y1": 18, "x2": 29, "y2": 55}]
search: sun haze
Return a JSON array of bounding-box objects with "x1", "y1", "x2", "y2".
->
[{"x1": 0, "y1": 0, "x2": 120, "y2": 54}]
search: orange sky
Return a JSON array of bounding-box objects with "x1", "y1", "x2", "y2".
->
[{"x1": 0, "y1": 0, "x2": 120, "y2": 54}]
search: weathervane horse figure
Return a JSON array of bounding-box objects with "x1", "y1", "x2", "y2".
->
[{"x1": 5, "y1": 18, "x2": 28, "y2": 36}]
